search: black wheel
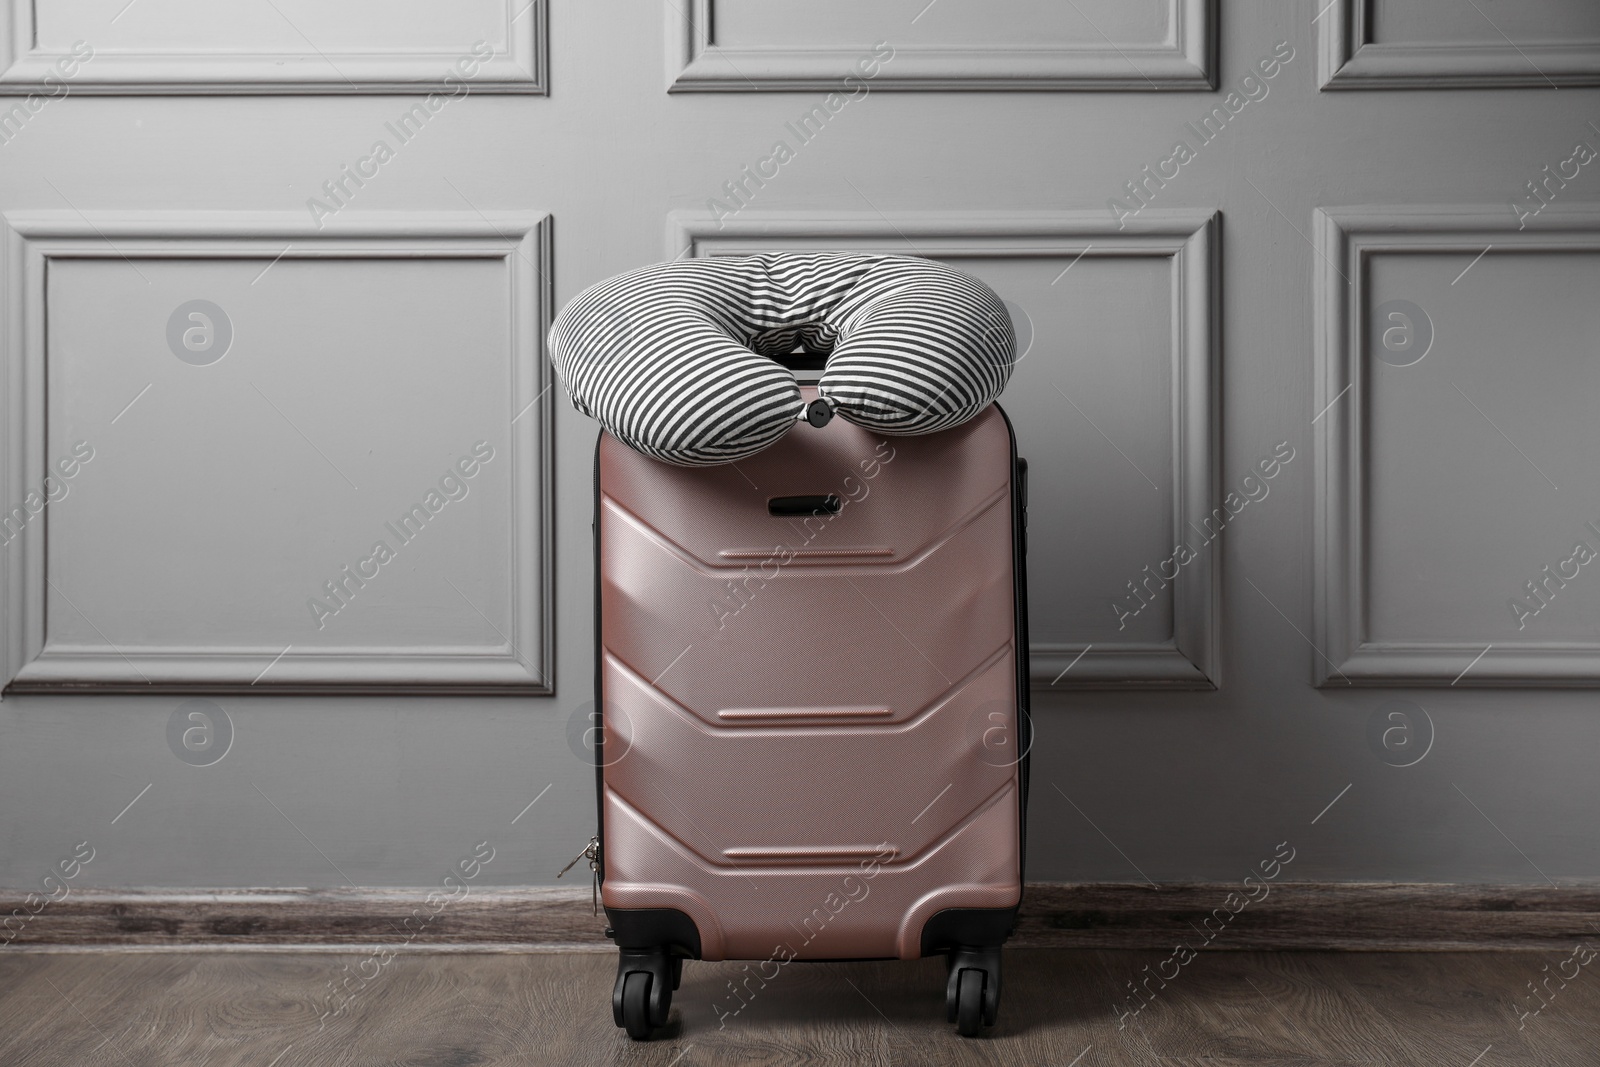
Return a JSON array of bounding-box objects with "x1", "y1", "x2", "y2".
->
[
  {"x1": 945, "y1": 960, "x2": 960, "y2": 1022},
  {"x1": 955, "y1": 968, "x2": 984, "y2": 1038},
  {"x1": 621, "y1": 971, "x2": 653, "y2": 1040},
  {"x1": 669, "y1": 955, "x2": 683, "y2": 991},
  {"x1": 613, "y1": 948, "x2": 675, "y2": 1038},
  {"x1": 648, "y1": 971, "x2": 672, "y2": 1028},
  {"x1": 944, "y1": 946, "x2": 1002, "y2": 1032}
]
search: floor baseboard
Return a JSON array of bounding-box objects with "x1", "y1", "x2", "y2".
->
[
  {"x1": 1016, "y1": 882, "x2": 1600, "y2": 951},
  {"x1": 4, "y1": 882, "x2": 1596, "y2": 952}
]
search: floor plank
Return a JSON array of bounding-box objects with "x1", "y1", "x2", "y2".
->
[{"x1": 0, "y1": 949, "x2": 1596, "y2": 1066}]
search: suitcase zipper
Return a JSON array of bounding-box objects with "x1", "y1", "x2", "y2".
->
[{"x1": 558, "y1": 835, "x2": 601, "y2": 915}]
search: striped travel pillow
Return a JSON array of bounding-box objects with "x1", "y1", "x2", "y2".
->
[{"x1": 548, "y1": 252, "x2": 1015, "y2": 466}]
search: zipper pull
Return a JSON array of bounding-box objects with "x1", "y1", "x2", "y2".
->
[
  {"x1": 590, "y1": 850, "x2": 601, "y2": 916},
  {"x1": 560, "y1": 835, "x2": 603, "y2": 916},
  {"x1": 559, "y1": 835, "x2": 599, "y2": 879}
]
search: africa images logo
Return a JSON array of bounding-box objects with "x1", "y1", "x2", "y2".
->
[
  {"x1": 307, "y1": 442, "x2": 495, "y2": 629},
  {"x1": 1107, "y1": 40, "x2": 1295, "y2": 229}
]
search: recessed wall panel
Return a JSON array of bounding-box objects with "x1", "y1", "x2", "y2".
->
[
  {"x1": 671, "y1": 0, "x2": 1214, "y2": 91},
  {"x1": 1, "y1": 0, "x2": 546, "y2": 93},
  {"x1": 1, "y1": 212, "x2": 553, "y2": 693},
  {"x1": 671, "y1": 211, "x2": 1220, "y2": 688},
  {"x1": 710, "y1": 0, "x2": 1168, "y2": 51},
  {"x1": 1371, "y1": 0, "x2": 1600, "y2": 45},
  {"x1": 1319, "y1": 0, "x2": 1600, "y2": 87},
  {"x1": 1364, "y1": 251, "x2": 1600, "y2": 646},
  {"x1": 1315, "y1": 207, "x2": 1600, "y2": 685}
]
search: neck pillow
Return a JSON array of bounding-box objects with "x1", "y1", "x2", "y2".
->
[{"x1": 548, "y1": 252, "x2": 1015, "y2": 466}]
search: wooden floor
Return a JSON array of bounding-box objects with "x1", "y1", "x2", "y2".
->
[{"x1": 1, "y1": 948, "x2": 1596, "y2": 1066}]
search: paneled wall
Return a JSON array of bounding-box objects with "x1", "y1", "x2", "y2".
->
[{"x1": 2, "y1": 0, "x2": 1599, "y2": 889}]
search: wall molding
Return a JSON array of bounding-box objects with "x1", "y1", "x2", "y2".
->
[
  {"x1": 1317, "y1": 1, "x2": 1600, "y2": 89},
  {"x1": 668, "y1": 0, "x2": 1215, "y2": 92},
  {"x1": 0, "y1": 210, "x2": 555, "y2": 695},
  {"x1": 670, "y1": 210, "x2": 1221, "y2": 690},
  {"x1": 0, "y1": 0, "x2": 546, "y2": 95},
  {"x1": 1314, "y1": 205, "x2": 1600, "y2": 688},
  {"x1": 6, "y1": 882, "x2": 1596, "y2": 952}
]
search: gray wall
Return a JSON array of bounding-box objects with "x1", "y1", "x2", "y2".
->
[{"x1": 4, "y1": 0, "x2": 1600, "y2": 892}]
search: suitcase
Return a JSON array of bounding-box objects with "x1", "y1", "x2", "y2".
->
[{"x1": 584, "y1": 386, "x2": 1030, "y2": 1039}]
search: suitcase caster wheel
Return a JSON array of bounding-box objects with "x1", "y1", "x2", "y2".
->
[
  {"x1": 613, "y1": 950, "x2": 674, "y2": 1040},
  {"x1": 620, "y1": 971, "x2": 654, "y2": 1040},
  {"x1": 954, "y1": 969, "x2": 984, "y2": 1037},
  {"x1": 945, "y1": 947, "x2": 1001, "y2": 1037}
]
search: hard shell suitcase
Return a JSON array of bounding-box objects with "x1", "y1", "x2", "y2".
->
[{"x1": 587, "y1": 389, "x2": 1029, "y2": 1038}]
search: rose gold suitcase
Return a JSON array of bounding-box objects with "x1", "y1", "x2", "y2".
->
[{"x1": 585, "y1": 388, "x2": 1029, "y2": 1039}]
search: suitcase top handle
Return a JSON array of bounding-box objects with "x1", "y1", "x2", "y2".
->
[
  {"x1": 767, "y1": 494, "x2": 842, "y2": 517},
  {"x1": 547, "y1": 252, "x2": 1019, "y2": 468}
]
